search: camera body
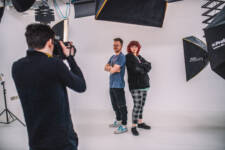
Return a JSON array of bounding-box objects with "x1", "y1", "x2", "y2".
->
[{"x1": 53, "y1": 40, "x2": 76, "y2": 59}]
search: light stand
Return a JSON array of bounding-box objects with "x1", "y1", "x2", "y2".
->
[{"x1": 0, "y1": 81, "x2": 26, "y2": 126}]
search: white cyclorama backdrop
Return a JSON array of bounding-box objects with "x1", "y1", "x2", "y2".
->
[{"x1": 0, "y1": 0, "x2": 225, "y2": 117}]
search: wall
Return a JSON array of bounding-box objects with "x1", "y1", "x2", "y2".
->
[{"x1": 0, "y1": 0, "x2": 225, "y2": 116}]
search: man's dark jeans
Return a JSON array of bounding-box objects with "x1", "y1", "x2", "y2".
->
[{"x1": 110, "y1": 88, "x2": 128, "y2": 125}]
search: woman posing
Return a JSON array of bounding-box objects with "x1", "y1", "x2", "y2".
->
[{"x1": 126, "y1": 41, "x2": 152, "y2": 136}]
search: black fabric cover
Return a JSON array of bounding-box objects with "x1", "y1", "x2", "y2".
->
[
  {"x1": 74, "y1": 0, "x2": 96, "y2": 18},
  {"x1": 95, "y1": 0, "x2": 167, "y2": 27},
  {"x1": 0, "y1": 0, "x2": 5, "y2": 23},
  {"x1": 204, "y1": 6, "x2": 225, "y2": 80},
  {"x1": 12, "y1": 0, "x2": 36, "y2": 12},
  {"x1": 183, "y1": 36, "x2": 209, "y2": 81}
]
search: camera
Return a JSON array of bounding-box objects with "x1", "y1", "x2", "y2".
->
[
  {"x1": 53, "y1": 40, "x2": 76, "y2": 60},
  {"x1": 52, "y1": 19, "x2": 76, "y2": 59}
]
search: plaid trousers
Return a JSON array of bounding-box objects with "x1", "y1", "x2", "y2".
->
[{"x1": 130, "y1": 89, "x2": 147, "y2": 124}]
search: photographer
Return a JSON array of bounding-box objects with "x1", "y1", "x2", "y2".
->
[{"x1": 12, "y1": 23, "x2": 86, "y2": 150}]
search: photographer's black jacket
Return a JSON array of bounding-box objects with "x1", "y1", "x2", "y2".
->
[
  {"x1": 12, "y1": 49, "x2": 86, "y2": 150},
  {"x1": 126, "y1": 53, "x2": 151, "y2": 90}
]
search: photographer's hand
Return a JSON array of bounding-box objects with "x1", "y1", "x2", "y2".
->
[{"x1": 59, "y1": 41, "x2": 75, "y2": 57}]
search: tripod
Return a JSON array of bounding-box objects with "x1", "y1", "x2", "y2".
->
[{"x1": 0, "y1": 81, "x2": 26, "y2": 126}]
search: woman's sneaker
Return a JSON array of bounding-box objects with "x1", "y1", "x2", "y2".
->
[
  {"x1": 109, "y1": 120, "x2": 121, "y2": 128},
  {"x1": 138, "y1": 123, "x2": 151, "y2": 130},
  {"x1": 131, "y1": 127, "x2": 139, "y2": 136},
  {"x1": 114, "y1": 125, "x2": 128, "y2": 134}
]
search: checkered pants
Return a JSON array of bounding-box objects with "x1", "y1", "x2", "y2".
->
[{"x1": 130, "y1": 89, "x2": 147, "y2": 124}]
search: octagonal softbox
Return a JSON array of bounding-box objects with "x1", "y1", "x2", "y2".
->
[
  {"x1": 95, "y1": 0, "x2": 167, "y2": 27},
  {"x1": 204, "y1": 6, "x2": 225, "y2": 80},
  {"x1": 183, "y1": 36, "x2": 209, "y2": 81}
]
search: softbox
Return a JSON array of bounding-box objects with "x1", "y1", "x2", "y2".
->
[
  {"x1": 52, "y1": 19, "x2": 70, "y2": 59},
  {"x1": 52, "y1": 19, "x2": 69, "y2": 42},
  {"x1": 12, "y1": 0, "x2": 36, "y2": 12},
  {"x1": 95, "y1": 0, "x2": 167, "y2": 27},
  {"x1": 183, "y1": 36, "x2": 209, "y2": 81},
  {"x1": 204, "y1": 6, "x2": 225, "y2": 80},
  {"x1": 73, "y1": 0, "x2": 96, "y2": 18}
]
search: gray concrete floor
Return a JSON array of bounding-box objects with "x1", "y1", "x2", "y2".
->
[{"x1": 0, "y1": 109, "x2": 225, "y2": 150}]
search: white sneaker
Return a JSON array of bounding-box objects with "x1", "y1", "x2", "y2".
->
[
  {"x1": 114, "y1": 125, "x2": 128, "y2": 134},
  {"x1": 109, "y1": 120, "x2": 121, "y2": 128}
]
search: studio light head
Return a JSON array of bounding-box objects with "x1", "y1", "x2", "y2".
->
[{"x1": 35, "y1": 0, "x2": 55, "y2": 24}]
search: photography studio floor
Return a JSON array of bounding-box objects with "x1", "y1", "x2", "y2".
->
[{"x1": 0, "y1": 108, "x2": 225, "y2": 150}]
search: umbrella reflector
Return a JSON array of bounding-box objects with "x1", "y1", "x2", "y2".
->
[
  {"x1": 183, "y1": 36, "x2": 209, "y2": 81},
  {"x1": 95, "y1": 0, "x2": 167, "y2": 27}
]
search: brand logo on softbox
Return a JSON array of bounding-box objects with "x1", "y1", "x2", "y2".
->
[
  {"x1": 189, "y1": 57, "x2": 204, "y2": 63},
  {"x1": 212, "y1": 38, "x2": 225, "y2": 50}
]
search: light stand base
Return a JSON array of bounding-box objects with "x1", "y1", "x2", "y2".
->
[{"x1": 0, "y1": 108, "x2": 26, "y2": 126}]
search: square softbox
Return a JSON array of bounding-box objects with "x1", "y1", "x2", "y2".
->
[{"x1": 95, "y1": 0, "x2": 167, "y2": 27}]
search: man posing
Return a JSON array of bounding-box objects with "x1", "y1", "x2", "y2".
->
[
  {"x1": 104, "y1": 38, "x2": 128, "y2": 134},
  {"x1": 12, "y1": 24, "x2": 86, "y2": 150}
]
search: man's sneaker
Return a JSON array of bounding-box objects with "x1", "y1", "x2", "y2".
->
[
  {"x1": 131, "y1": 127, "x2": 139, "y2": 136},
  {"x1": 109, "y1": 120, "x2": 121, "y2": 128},
  {"x1": 114, "y1": 125, "x2": 128, "y2": 134},
  {"x1": 138, "y1": 123, "x2": 151, "y2": 130}
]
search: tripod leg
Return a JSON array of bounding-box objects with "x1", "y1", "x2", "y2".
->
[
  {"x1": 8, "y1": 110, "x2": 16, "y2": 122},
  {"x1": 0, "y1": 109, "x2": 6, "y2": 116},
  {"x1": 8, "y1": 111, "x2": 26, "y2": 127},
  {"x1": 5, "y1": 109, "x2": 9, "y2": 123}
]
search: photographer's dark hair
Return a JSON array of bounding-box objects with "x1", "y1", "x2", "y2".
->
[
  {"x1": 114, "y1": 38, "x2": 123, "y2": 46},
  {"x1": 25, "y1": 23, "x2": 55, "y2": 49}
]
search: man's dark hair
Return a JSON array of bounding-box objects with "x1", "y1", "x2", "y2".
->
[
  {"x1": 25, "y1": 23, "x2": 55, "y2": 49},
  {"x1": 114, "y1": 38, "x2": 123, "y2": 46}
]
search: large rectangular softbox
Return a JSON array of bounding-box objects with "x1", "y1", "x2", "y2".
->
[
  {"x1": 95, "y1": 0, "x2": 167, "y2": 27},
  {"x1": 204, "y1": 6, "x2": 225, "y2": 80}
]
